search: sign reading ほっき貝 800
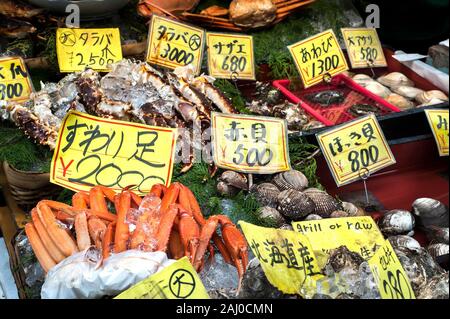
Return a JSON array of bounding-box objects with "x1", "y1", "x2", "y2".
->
[{"x1": 50, "y1": 111, "x2": 177, "y2": 195}]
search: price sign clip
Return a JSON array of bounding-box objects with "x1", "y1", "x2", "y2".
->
[{"x1": 358, "y1": 168, "x2": 376, "y2": 212}]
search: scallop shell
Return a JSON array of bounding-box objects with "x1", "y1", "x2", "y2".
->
[
  {"x1": 412, "y1": 198, "x2": 449, "y2": 228},
  {"x1": 415, "y1": 90, "x2": 448, "y2": 104},
  {"x1": 273, "y1": 170, "x2": 309, "y2": 191},
  {"x1": 219, "y1": 171, "x2": 248, "y2": 190},
  {"x1": 303, "y1": 188, "x2": 342, "y2": 218},
  {"x1": 352, "y1": 74, "x2": 375, "y2": 88},
  {"x1": 257, "y1": 207, "x2": 286, "y2": 228},
  {"x1": 252, "y1": 183, "x2": 280, "y2": 208},
  {"x1": 342, "y1": 202, "x2": 365, "y2": 217},
  {"x1": 427, "y1": 243, "x2": 449, "y2": 259},
  {"x1": 330, "y1": 210, "x2": 350, "y2": 218},
  {"x1": 365, "y1": 81, "x2": 392, "y2": 98},
  {"x1": 391, "y1": 86, "x2": 424, "y2": 100},
  {"x1": 417, "y1": 272, "x2": 449, "y2": 299},
  {"x1": 304, "y1": 214, "x2": 323, "y2": 221},
  {"x1": 385, "y1": 93, "x2": 415, "y2": 110},
  {"x1": 378, "y1": 210, "x2": 415, "y2": 236},
  {"x1": 377, "y1": 72, "x2": 414, "y2": 88},
  {"x1": 388, "y1": 235, "x2": 422, "y2": 251},
  {"x1": 277, "y1": 189, "x2": 316, "y2": 220}
]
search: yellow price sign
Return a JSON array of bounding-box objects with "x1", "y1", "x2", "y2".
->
[
  {"x1": 146, "y1": 15, "x2": 205, "y2": 75},
  {"x1": 424, "y1": 109, "x2": 449, "y2": 156},
  {"x1": 341, "y1": 28, "x2": 387, "y2": 69},
  {"x1": 288, "y1": 29, "x2": 349, "y2": 88},
  {"x1": 0, "y1": 57, "x2": 33, "y2": 103},
  {"x1": 369, "y1": 240, "x2": 416, "y2": 299},
  {"x1": 239, "y1": 221, "x2": 321, "y2": 295},
  {"x1": 293, "y1": 216, "x2": 385, "y2": 268},
  {"x1": 212, "y1": 112, "x2": 291, "y2": 174},
  {"x1": 56, "y1": 28, "x2": 122, "y2": 73},
  {"x1": 50, "y1": 111, "x2": 177, "y2": 195},
  {"x1": 116, "y1": 257, "x2": 210, "y2": 299},
  {"x1": 316, "y1": 114, "x2": 396, "y2": 187},
  {"x1": 206, "y1": 32, "x2": 256, "y2": 80}
]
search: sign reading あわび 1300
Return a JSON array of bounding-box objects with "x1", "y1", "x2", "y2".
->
[{"x1": 50, "y1": 111, "x2": 177, "y2": 195}]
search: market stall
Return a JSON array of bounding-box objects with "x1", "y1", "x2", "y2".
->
[{"x1": 0, "y1": 0, "x2": 448, "y2": 301}]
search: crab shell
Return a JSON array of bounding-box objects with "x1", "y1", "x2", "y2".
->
[
  {"x1": 277, "y1": 189, "x2": 316, "y2": 221},
  {"x1": 378, "y1": 210, "x2": 415, "y2": 236}
]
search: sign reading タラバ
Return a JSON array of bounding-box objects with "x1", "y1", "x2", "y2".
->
[
  {"x1": 0, "y1": 57, "x2": 33, "y2": 102},
  {"x1": 316, "y1": 115, "x2": 396, "y2": 187},
  {"x1": 50, "y1": 111, "x2": 177, "y2": 195},
  {"x1": 424, "y1": 109, "x2": 449, "y2": 156},
  {"x1": 206, "y1": 32, "x2": 256, "y2": 80},
  {"x1": 341, "y1": 28, "x2": 387, "y2": 68},
  {"x1": 212, "y1": 113, "x2": 291, "y2": 174},
  {"x1": 146, "y1": 15, "x2": 205, "y2": 75},
  {"x1": 56, "y1": 28, "x2": 123, "y2": 72},
  {"x1": 288, "y1": 29, "x2": 349, "y2": 88}
]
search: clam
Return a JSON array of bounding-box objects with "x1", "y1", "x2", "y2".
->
[
  {"x1": 252, "y1": 183, "x2": 280, "y2": 208},
  {"x1": 388, "y1": 235, "x2": 422, "y2": 251},
  {"x1": 417, "y1": 272, "x2": 449, "y2": 299},
  {"x1": 364, "y1": 81, "x2": 392, "y2": 98},
  {"x1": 219, "y1": 171, "x2": 248, "y2": 190},
  {"x1": 330, "y1": 210, "x2": 350, "y2": 218},
  {"x1": 273, "y1": 170, "x2": 309, "y2": 191},
  {"x1": 426, "y1": 226, "x2": 449, "y2": 245},
  {"x1": 279, "y1": 224, "x2": 294, "y2": 231},
  {"x1": 412, "y1": 198, "x2": 449, "y2": 228},
  {"x1": 377, "y1": 72, "x2": 414, "y2": 88},
  {"x1": 416, "y1": 98, "x2": 448, "y2": 108},
  {"x1": 342, "y1": 202, "x2": 365, "y2": 217},
  {"x1": 303, "y1": 188, "x2": 342, "y2": 218},
  {"x1": 352, "y1": 74, "x2": 375, "y2": 88},
  {"x1": 385, "y1": 93, "x2": 415, "y2": 110},
  {"x1": 304, "y1": 214, "x2": 323, "y2": 221},
  {"x1": 427, "y1": 243, "x2": 449, "y2": 260},
  {"x1": 257, "y1": 207, "x2": 286, "y2": 228},
  {"x1": 277, "y1": 189, "x2": 315, "y2": 221},
  {"x1": 378, "y1": 210, "x2": 415, "y2": 236},
  {"x1": 217, "y1": 181, "x2": 239, "y2": 197},
  {"x1": 415, "y1": 90, "x2": 448, "y2": 104},
  {"x1": 391, "y1": 86, "x2": 424, "y2": 100}
]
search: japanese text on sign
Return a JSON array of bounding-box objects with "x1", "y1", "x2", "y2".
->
[
  {"x1": 316, "y1": 115, "x2": 396, "y2": 187},
  {"x1": 288, "y1": 29, "x2": 349, "y2": 88},
  {"x1": 115, "y1": 257, "x2": 209, "y2": 299},
  {"x1": 206, "y1": 32, "x2": 256, "y2": 80},
  {"x1": 239, "y1": 221, "x2": 321, "y2": 295},
  {"x1": 212, "y1": 113, "x2": 291, "y2": 174},
  {"x1": 56, "y1": 28, "x2": 122, "y2": 72},
  {"x1": 369, "y1": 240, "x2": 416, "y2": 299},
  {"x1": 293, "y1": 216, "x2": 385, "y2": 267},
  {"x1": 341, "y1": 28, "x2": 387, "y2": 68},
  {"x1": 425, "y1": 109, "x2": 449, "y2": 156},
  {"x1": 147, "y1": 15, "x2": 205, "y2": 75},
  {"x1": 50, "y1": 111, "x2": 177, "y2": 195},
  {"x1": 0, "y1": 57, "x2": 33, "y2": 103}
]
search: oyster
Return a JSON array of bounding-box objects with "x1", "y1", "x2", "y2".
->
[
  {"x1": 323, "y1": 246, "x2": 365, "y2": 274},
  {"x1": 412, "y1": 198, "x2": 449, "y2": 228},
  {"x1": 303, "y1": 188, "x2": 342, "y2": 218},
  {"x1": 378, "y1": 210, "x2": 415, "y2": 236},
  {"x1": 277, "y1": 189, "x2": 316, "y2": 221},
  {"x1": 388, "y1": 235, "x2": 422, "y2": 251},
  {"x1": 415, "y1": 90, "x2": 448, "y2": 105},
  {"x1": 352, "y1": 74, "x2": 375, "y2": 88},
  {"x1": 385, "y1": 93, "x2": 415, "y2": 110},
  {"x1": 377, "y1": 72, "x2": 414, "y2": 88},
  {"x1": 391, "y1": 86, "x2": 424, "y2": 100},
  {"x1": 417, "y1": 272, "x2": 449, "y2": 299},
  {"x1": 348, "y1": 104, "x2": 382, "y2": 117},
  {"x1": 303, "y1": 120, "x2": 325, "y2": 131},
  {"x1": 426, "y1": 226, "x2": 449, "y2": 245},
  {"x1": 364, "y1": 82, "x2": 392, "y2": 98},
  {"x1": 279, "y1": 224, "x2": 294, "y2": 231},
  {"x1": 272, "y1": 102, "x2": 309, "y2": 131},
  {"x1": 427, "y1": 243, "x2": 449, "y2": 260},
  {"x1": 251, "y1": 183, "x2": 280, "y2": 208},
  {"x1": 342, "y1": 202, "x2": 365, "y2": 217},
  {"x1": 305, "y1": 90, "x2": 345, "y2": 106},
  {"x1": 273, "y1": 170, "x2": 309, "y2": 192},
  {"x1": 257, "y1": 207, "x2": 286, "y2": 228}
]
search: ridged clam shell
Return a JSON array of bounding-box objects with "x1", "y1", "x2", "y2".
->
[
  {"x1": 252, "y1": 183, "x2": 280, "y2": 208},
  {"x1": 219, "y1": 171, "x2": 248, "y2": 190},
  {"x1": 303, "y1": 188, "x2": 342, "y2": 218},
  {"x1": 385, "y1": 93, "x2": 415, "y2": 110},
  {"x1": 377, "y1": 72, "x2": 414, "y2": 88},
  {"x1": 415, "y1": 90, "x2": 448, "y2": 104},
  {"x1": 352, "y1": 74, "x2": 375, "y2": 87},
  {"x1": 417, "y1": 273, "x2": 449, "y2": 299},
  {"x1": 273, "y1": 170, "x2": 309, "y2": 191},
  {"x1": 304, "y1": 214, "x2": 323, "y2": 221},
  {"x1": 217, "y1": 181, "x2": 239, "y2": 197},
  {"x1": 378, "y1": 210, "x2": 415, "y2": 236},
  {"x1": 365, "y1": 81, "x2": 392, "y2": 98},
  {"x1": 391, "y1": 86, "x2": 424, "y2": 100},
  {"x1": 257, "y1": 207, "x2": 286, "y2": 228},
  {"x1": 412, "y1": 198, "x2": 449, "y2": 228},
  {"x1": 427, "y1": 243, "x2": 449, "y2": 259},
  {"x1": 342, "y1": 202, "x2": 365, "y2": 217},
  {"x1": 388, "y1": 235, "x2": 422, "y2": 251},
  {"x1": 277, "y1": 189, "x2": 315, "y2": 221}
]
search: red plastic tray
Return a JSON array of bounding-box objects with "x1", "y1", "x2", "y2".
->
[{"x1": 273, "y1": 74, "x2": 401, "y2": 126}]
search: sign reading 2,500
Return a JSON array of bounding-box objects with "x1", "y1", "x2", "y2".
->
[
  {"x1": 348, "y1": 145, "x2": 380, "y2": 173},
  {"x1": 0, "y1": 83, "x2": 23, "y2": 100}
]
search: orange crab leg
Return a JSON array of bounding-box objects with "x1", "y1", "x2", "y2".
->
[
  {"x1": 31, "y1": 209, "x2": 65, "y2": 263},
  {"x1": 25, "y1": 223, "x2": 56, "y2": 273},
  {"x1": 156, "y1": 204, "x2": 180, "y2": 252},
  {"x1": 102, "y1": 222, "x2": 116, "y2": 260},
  {"x1": 53, "y1": 210, "x2": 75, "y2": 225},
  {"x1": 178, "y1": 212, "x2": 200, "y2": 263},
  {"x1": 89, "y1": 186, "x2": 111, "y2": 215},
  {"x1": 72, "y1": 192, "x2": 90, "y2": 209},
  {"x1": 114, "y1": 191, "x2": 131, "y2": 253},
  {"x1": 88, "y1": 216, "x2": 107, "y2": 250},
  {"x1": 168, "y1": 230, "x2": 185, "y2": 260},
  {"x1": 74, "y1": 211, "x2": 91, "y2": 251},
  {"x1": 160, "y1": 183, "x2": 181, "y2": 213},
  {"x1": 149, "y1": 184, "x2": 167, "y2": 198}
]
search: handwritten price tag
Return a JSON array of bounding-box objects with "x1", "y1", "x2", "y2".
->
[
  {"x1": 146, "y1": 15, "x2": 205, "y2": 75},
  {"x1": 288, "y1": 29, "x2": 349, "y2": 88},
  {"x1": 115, "y1": 257, "x2": 209, "y2": 299},
  {"x1": 424, "y1": 109, "x2": 449, "y2": 156},
  {"x1": 341, "y1": 28, "x2": 387, "y2": 68},
  {"x1": 239, "y1": 221, "x2": 322, "y2": 295},
  {"x1": 292, "y1": 216, "x2": 385, "y2": 267},
  {"x1": 206, "y1": 32, "x2": 255, "y2": 80},
  {"x1": 50, "y1": 111, "x2": 177, "y2": 195},
  {"x1": 0, "y1": 57, "x2": 33, "y2": 103},
  {"x1": 369, "y1": 240, "x2": 416, "y2": 299},
  {"x1": 56, "y1": 28, "x2": 122, "y2": 73},
  {"x1": 316, "y1": 115, "x2": 396, "y2": 187},
  {"x1": 212, "y1": 112, "x2": 291, "y2": 174}
]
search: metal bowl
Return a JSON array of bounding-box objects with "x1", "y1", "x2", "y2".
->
[{"x1": 27, "y1": 0, "x2": 130, "y2": 20}]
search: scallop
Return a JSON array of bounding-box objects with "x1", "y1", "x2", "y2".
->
[
  {"x1": 273, "y1": 170, "x2": 309, "y2": 191},
  {"x1": 385, "y1": 93, "x2": 415, "y2": 110},
  {"x1": 342, "y1": 202, "x2": 365, "y2": 217},
  {"x1": 391, "y1": 86, "x2": 424, "y2": 100},
  {"x1": 304, "y1": 214, "x2": 323, "y2": 221},
  {"x1": 219, "y1": 170, "x2": 248, "y2": 190},
  {"x1": 352, "y1": 74, "x2": 375, "y2": 87},
  {"x1": 252, "y1": 183, "x2": 280, "y2": 208},
  {"x1": 427, "y1": 243, "x2": 449, "y2": 260},
  {"x1": 303, "y1": 188, "x2": 342, "y2": 218},
  {"x1": 388, "y1": 235, "x2": 422, "y2": 251},
  {"x1": 365, "y1": 81, "x2": 392, "y2": 98},
  {"x1": 378, "y1": 210, "x2": 415, "y2": 236},
  {"x1": 415, "y1": 90, "x2": 448, "y2": 104},
  {"x1": 257, "y1": 207, "x2": 286, "y2": 228},
  {"x1": 377, "y1": 72, "x2": 414, "y2": 88},
  {"x1": 277, "y1": 189, "x2": 316, "y2": 221},
  {"x1": 412, "y1": 198, "x2": 449, "y2": 228}
]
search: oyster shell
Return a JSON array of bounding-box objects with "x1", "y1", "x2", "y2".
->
[
  {"x1": 252, "y1": 183, "x2": 280, "y2": 208},
  {"x1": 415, "y1": 90, "x2": 448, "y2": 104},
  {"x1": 417, "y1": 272, "x2": 449, "y2": 299},
  {"x1": 229, "y1": 0, "x2": 277, "y2": 28},
  {"x1": 377, "y1": 72, "x2": 414, "y2": 88},
  {"x1": 273, "y1": 170, "x2": 309, "y2": 191},
  {"x1": 427, "y1": 243, "x2": 449, "y2": 260},
  {"x1": 412, "y1": 198, "x2": 449, "y2": 228},
  {"x1": 391, "y1": 86, "x2": 424, "y2": 100},
  {"x1": 257, "y1": 207, "x2": 286, "y2": 228},
  {"x1": 323, "y1": 246, "x2": 365, "y2": 274},
  {"x1": 352, "y1": 74, "x2": 375, "y2": 88},
  {"x1": 378, "y1": 210, "x2": 415, "y2": 236},
  {"x1": 219, "y1": 171, "x2": 248, "y2": 190},
  {"x1": 385, "y1": 93, "x2": 415, "y2": 110},
  {"x1": 304, "y1": 214, "x2": 323, "y2": 221},
  {"x1": 364, "y1": 81, "x2": 392, "y2": 98},
  {"x1": 342, "y1": 202, "x2": 365, "y2": 217},
  {"x1": 303, "y1": 188, "x2": 342, "y2": 218},
  {"x1": 277, "y1": 189, "x2": 315, "y2": 221},
  {"x1": 388, "y1": 235, "x2": 422, "y2": 251}
]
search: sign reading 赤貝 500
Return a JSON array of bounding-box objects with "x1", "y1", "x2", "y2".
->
[{"x1": 50, "y1": 111, "x2": 177, "y2": 195}]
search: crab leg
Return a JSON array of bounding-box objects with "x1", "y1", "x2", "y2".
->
[
  {"x1": 25, "y1": 223, "x2": 56, "y2": 273},
  {"x1": 89, "y1": 186, "x2": 112, "y2": 215},
  {"x1": 31, "y1": 209, "x2": 65, "y2": 263},
  {"x1": 160, "y1": 183, "x2": 181, "y2": 213},
  {"x1": 114, "y1": 191, "x2": 131, "y2": 253},
  {"x1": 149, "y1": 184, "x2": 167, "y2": 198},
  {"x1": 74, "y1": 211, "x2": 91, "y2": 251},
  {"x1": 88, "y1": 216, "x2": 107, "y2": 250},
  {"x1": 102, "y1": 222, "x2": 116, "y2": 259},
  {"x1": 72, "y1": 192, "x2": 90, "y2": 209},
  {"x1": 156, "y1": 204, "x2": 180, "y2": 252},
  {"x1": 169, "y1": 230, "x2": 185, "y2": 260},
  {"x1": 178, "y1": 212, "x2": 200, "y2": 263}
]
